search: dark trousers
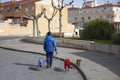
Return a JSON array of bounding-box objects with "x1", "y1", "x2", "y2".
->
[{"x1": 46, "y1": 52, "x2": 53, "y2": 67}]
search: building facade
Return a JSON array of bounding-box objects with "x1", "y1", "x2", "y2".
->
[
  {"x1": 68, "y1": 7, "x2": 81, "y2": 37},
  {"x1": 0, "y1": 0, "x2": 40, "y2": 24},
  {"x1": 0, "y1": 0, "x2": 74, "y2": 36},
  {"x1": 68, "y1": 2, "x2": 120, "y2": 32}
]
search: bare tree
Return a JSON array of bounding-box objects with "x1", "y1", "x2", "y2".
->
[
  {"x1": 43, "y1": 6, "x2": 58, "y2": 32},
  {"x1": 52, "y1": 0, "x2": 73, "y2": 38},
  {"x1": 25, "y1": 8, "x2": 45, "y2": 37}
]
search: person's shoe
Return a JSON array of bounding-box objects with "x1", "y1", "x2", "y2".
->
[
  {"x1": 46, "y1": 65, "x2": 50, "y2": 68},
  {"x1": 50, "y1": 65, "x2": 54, "y2": 68}
]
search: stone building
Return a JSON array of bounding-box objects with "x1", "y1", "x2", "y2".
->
[{"x1": 68, "y1": 1, "x2": 120, "y2": 35}]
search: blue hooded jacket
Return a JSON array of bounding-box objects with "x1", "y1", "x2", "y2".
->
[{"x1": 43, "y1": 35, "x2": 57, "y2": 52}]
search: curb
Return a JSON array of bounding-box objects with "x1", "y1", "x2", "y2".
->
[{"x1": 0, "y1": 46, "x2": 87, "y2": 80}]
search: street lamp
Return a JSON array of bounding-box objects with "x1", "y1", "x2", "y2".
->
[{"x1": 79, "y1": 20, "x2": 84, "y2": 39}]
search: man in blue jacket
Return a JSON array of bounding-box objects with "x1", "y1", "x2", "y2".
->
[{"x1": 43, "y1": 32, "x2": 57, "y2": 68}]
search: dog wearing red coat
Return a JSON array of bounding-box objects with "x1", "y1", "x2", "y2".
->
[{"x1": 64, "y1": 59, "x2": 71, "y2": 72}]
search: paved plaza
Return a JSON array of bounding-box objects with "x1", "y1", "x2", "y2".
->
[
  {"x1": 0, "y1": 48, "x2": 82, "y2": 80},
  {"x1": 0, "y1": 37, "x2": 120, "y2": 80}
]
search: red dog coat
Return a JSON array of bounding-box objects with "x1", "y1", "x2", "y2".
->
[{"x1": 64, "y1": 59, "x2": 71, "y2": 69}]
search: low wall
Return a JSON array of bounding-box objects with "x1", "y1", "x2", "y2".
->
[
  {"x1": 24, "y1": 37, "x2": 120, "y2": 56},
  {"x1": 56, "y1": 39, "x2": 94, "y2": 50},
  {"x1": 24, "y1": 36, "x2": 94, "y2": 50},
  {"x1": 91, "y1": 43, "x2": 120, "y2": 55}
]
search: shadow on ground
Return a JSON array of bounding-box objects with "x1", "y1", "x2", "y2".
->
[
  {"x1": 14, "y1": 63, "x2": 39, "y2": 71},
  {"x1": 54, "y1": 67, "x2": 64, "y2": 72},
  {"x1": 70, "y1": 51, "x2": 120, "y2": 77}
]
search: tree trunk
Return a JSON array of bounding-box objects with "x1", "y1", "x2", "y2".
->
[
  {"x1": 59, "y1": 10, "x2": 62, "y2": 38},
  {"x1": 48, "y1": 20, "x2": 51, "y2": 32},
  {"x1": 36, "y1": 19, "x2": 40, "y2": 37},
  {"x1": 33, "y1": 19, "x2": 36, "y2": 37}
]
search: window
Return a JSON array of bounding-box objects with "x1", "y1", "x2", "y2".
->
[
  {"x1": 25, "y1": 7, "x2": 29, "y2": 12},
  {"x1": 107, "y1": 14, "x2": 109, "y2": 18},
  {"x1": 7, "y1": 7, "x2": 12, "y2": 12},
  {"x1": 81, "y1": 17, "x2": 84, "y2": 20},
  {"x1": 90, "y1": 9, "x2": 93, "y2": 12},
  {"x1": 114, "y1": 14, "x2": 116, "y2": 18},
  {"x1": 111, "y1": 15, "x2": 114, "y2": 18},
  {"x1": 84, "y1": 11, "x2": 86, "y2": 13},
  {"x1": 116, "y1": 9, "x2": 118, "y2": 11},
  {"x1": 88, "y1": 16, "x2": 91, "y2": 19},
  {"x1": 0, "y1": 14, "x2": 3, "y2": 18},
  {"x1": 104, "y1": 8, "x2": 106, "y2": 10},
  {"x1": 107, "y1": 14, "x2": 113, "y2": 19},
  {"x1": 109, "y1": 8, "x2": 112, "y2": 11},
  {"x1": 0, "y1": 8, "x2": 3, "y2": 13},
  {"x1": 78, "y1": 10, "x2": 81, "y2": 14},
  {"x1": 100, "y1": 15, "x2": 102, "y2": 18},
  {"x1": 32, "y1": 6, "x2": 34, "y2": 11},
  {"x1": 75, "y1": 17, "x2": 77, "y2": 20},
  {"x1": 15, "y1": 7, "x2": 20, "y2": 12}
]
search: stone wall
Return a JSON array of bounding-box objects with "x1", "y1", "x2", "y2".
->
[
  {"x1": 91, "y1": 43, "x2": 120, "y2": 55},
  {"x1": 24, "y1": 37, "x2": 120, "y2": 56},
  {"x1": 24, "y1": 36, "x2": 94, "y2": 50}
]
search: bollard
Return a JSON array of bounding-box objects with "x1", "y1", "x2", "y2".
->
[{"x1": 76, "y1": 59, "x2": 81, "y2": 67}]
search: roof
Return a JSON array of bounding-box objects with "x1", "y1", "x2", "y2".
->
[
  {"x1": 68, "y1": 7, "x2": 80, "y2": 10},
  {"x1": 20, "y1": 0, "x2": 42, "y2": 4},
  {"x1": 82, "y1": 3, "x2": 120, "y2": 9},
  {"x1": 113, "y1": 22, "x2": 120, "y2": 24},
  {"x1": 0, "y1": 0, "x2": 42, "y2": 6},
  {"x1": 84, "y1": 1, "x2": 93, "y2": 3}
]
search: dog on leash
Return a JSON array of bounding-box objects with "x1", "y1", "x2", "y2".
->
[
  {"x1": 64, "y1": 59, "x2": 71, "y2": 71},
  {"x1": 38, "y1": 57, "x2": 44, "y2": 71}
]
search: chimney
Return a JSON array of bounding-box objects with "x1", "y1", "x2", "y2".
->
[
  {"x1": 12, "y1": 0, "x2": 16, "y2": 3},
  {"x1": 107, "y1": 1, "x2": 110, "y2": 4},
  {"x1": 117, "y1": 2, "x2": 120, "y2": 5},
  {"x1": 93, "y1": 0, "x2": 97, "y2": 6}
]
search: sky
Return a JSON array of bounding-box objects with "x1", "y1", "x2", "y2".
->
[
  {"x1": 1, "y1": 0, "x2": 120, "y2": 7},
  {"x1": 73, "y1": 0, "x2": 119, "y2": 7}
]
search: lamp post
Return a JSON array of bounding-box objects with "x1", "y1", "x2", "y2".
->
[
  {"x1": 79, "y1": 20, "x2": 84, "y2": 39},
  {"x1": 79, "y1": 27, "x2": 83, "y2": 39},
  {"x1": 72, "y1": 22, "x2": 76, "y2": 38}
]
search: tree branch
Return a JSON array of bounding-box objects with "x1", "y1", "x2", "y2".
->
[
  {"x1": 63, "y1": 0, "x2": 73, "y2": 8},
  {"x1": 36, "y1": 7, "x2": 45, "y2": 18},
  {"x1": 51, "y1": 0, "x2": 59, "y2": 10},
  {"x1": 51, "y1": 8, "x2": 58, "y2": 19},
  {"x1": 44, "y1": 8, "x2": 49, "y2": 20},
  {"x1": 25, "y1": 12, "x2": 34, "y2": 20}
]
